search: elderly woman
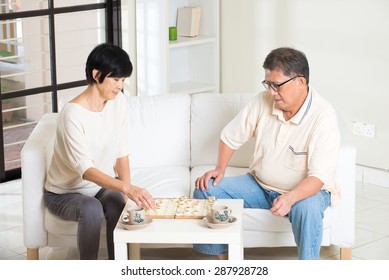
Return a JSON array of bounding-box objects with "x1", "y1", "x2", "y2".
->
[{"x1": 44, "y1": 43, "x2": 155, "y2": 260}]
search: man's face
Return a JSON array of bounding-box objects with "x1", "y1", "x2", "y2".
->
[{"x1": 263, "y1": 69, "x2": 305, "y2": 112}]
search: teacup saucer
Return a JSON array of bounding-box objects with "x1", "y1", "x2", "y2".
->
[
  {"x1": 120, "y1": 217, "x2": 153, "y2": 230},
  {"x1": 203, "y1": 215, "x2": 237, "y2": 229}
]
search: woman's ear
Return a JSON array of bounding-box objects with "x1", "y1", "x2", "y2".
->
[{"x1": 92, "y1": 69, "x2": 100, "y2": 83}]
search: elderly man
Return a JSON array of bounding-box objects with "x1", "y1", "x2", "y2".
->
[{"x1": 193, "y1": 47, "x2": 340, "y2": 260}]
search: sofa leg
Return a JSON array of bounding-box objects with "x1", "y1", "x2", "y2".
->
[
  {"x1": 340, "y1": 247, "x2": 352, "y2": 260},
  {"x1": 27, "y1": 248, "x2": 39, "y2": 260}
]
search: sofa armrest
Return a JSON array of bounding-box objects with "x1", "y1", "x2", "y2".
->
[
  {"x1": 328, "y1": 115, "x2": 357, "y2": 247},
  {"x1": 330, "y1": 143, "x2": 356, "y2": 247},
  {"x1": 21, "y1": 113, "x2": 58, "y2": 249}
]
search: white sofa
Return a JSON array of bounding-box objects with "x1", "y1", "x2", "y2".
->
[{"x1": 21, "y1": 93, "x2": 356, "y2": 260}]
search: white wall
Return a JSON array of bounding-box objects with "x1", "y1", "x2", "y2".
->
[{"x1": 220, "y1": 0, "x2": 389, "y2": 171}]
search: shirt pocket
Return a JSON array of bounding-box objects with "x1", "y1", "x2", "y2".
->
[{"x1": 285, "y1": 145, "x2": 307, "y2": 171}]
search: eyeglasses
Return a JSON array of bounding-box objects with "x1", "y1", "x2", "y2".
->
[{"x1": 262, "y1": 75, "x2": 304, "y2": 92}]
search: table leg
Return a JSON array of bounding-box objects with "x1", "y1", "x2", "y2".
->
[
  {"x1": 114, "y1": 242, "x2": 128, "y2": 260},
  {"x1": 128, "y1": 243, "x2": 141, "y2": 260}
]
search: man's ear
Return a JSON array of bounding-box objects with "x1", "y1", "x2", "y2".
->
[{"x1": 298, "y1": 76, "x2": 306, "y2": 87}]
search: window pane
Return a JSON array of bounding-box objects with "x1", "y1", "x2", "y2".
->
[
  {"x1": 3, "y1": 92, "x2": 52, "y2": 171},
  {"x1": 0, "y1": 16, "x2": 51, "y2": 92},
  {"x1": 55, "y1": 10, "x2": 106, "y2": 84},
  {"x1": 0, "y1": 0, "x2": 48, "y2": 14},
  {"x1": 54, "y1": 0, "x2": 104, "y2": 8}
]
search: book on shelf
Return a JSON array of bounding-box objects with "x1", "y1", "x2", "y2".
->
[{"x1": 177, "y1": 7, "x2": 201, "y2": 37}]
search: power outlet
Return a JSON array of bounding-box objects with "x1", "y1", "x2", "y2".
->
[
  {"x1": 352, "y1": 121, "x2": 375, "y2": 138},
  {"x1": 363, "y1": 123, "x2": 375, "y2": 137}
]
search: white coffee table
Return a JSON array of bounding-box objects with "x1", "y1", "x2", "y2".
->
[{"x1": 114, "y1": 199, "x2": 244, "y2": 260}]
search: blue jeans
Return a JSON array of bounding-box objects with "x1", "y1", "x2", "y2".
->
[
  {"x1": 44, "y1": 188, "x2": 125, "y2": 260},
  {"x1": 193, "y1": 173, "x2": 330, "y2": 260}
]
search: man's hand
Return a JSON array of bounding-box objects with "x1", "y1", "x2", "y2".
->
[
  {"x1": 269, "y1": 193, "x2": 295, "y2": 217},
  {"x1": 195, "y1": 169, "x2": 225, "y2": 191},
  {"x1": 270, "y1": 176, "x2": 323, "y2": 216}
]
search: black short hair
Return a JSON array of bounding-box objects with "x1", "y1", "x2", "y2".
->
[
  {"x1": 85, "y1": 43, "x2": 133, "y2": 84},
  {"x1": 263, "y1": 47, "x2": 310, "y2": 85}
]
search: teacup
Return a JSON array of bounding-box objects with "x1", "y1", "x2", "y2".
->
[
  {"x1": 122, "y1": 206, "x2": 146, "y2": 225},
  {"x1": 210, "y1": 205, "x2": 232, "y2": 224}
]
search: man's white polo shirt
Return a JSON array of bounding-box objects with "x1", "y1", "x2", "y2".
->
[{"x1": 221, "y1": 88, "x2": 340, "y2": 202}]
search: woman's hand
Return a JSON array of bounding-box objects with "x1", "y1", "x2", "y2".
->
[{"x1": 125, "y1": 185, "x2": 155, "y2": 210}]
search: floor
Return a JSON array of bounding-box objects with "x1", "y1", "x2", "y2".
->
[{"x1": 1, "y1": 179, "x2": 389, "y2": 260}]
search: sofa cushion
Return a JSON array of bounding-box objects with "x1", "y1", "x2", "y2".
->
[
  {"x1": 191, "y1": 93, "x2": 256, "y2": 168},
  {"x1": 132, "y1": 166, "x2": 191, "y2": 199},
  {"x1": 127, "y1": 94, "x2": 190, "y2": 168}
]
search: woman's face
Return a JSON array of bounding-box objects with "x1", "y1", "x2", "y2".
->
[{"x1": 96, "y1": 74, "x2": 126, "y2": 100}]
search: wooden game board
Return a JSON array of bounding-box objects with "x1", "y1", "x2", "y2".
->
[{"x1": 146, "y1": 196, "x2": 217, "y2": 219}]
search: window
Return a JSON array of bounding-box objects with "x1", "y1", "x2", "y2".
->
[{"x1": 0, "y1": 0, "x2": 122, "y2": 182}]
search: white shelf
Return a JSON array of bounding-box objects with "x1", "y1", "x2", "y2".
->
[
  {"x1": 135, "y1": 0, "x2": 219, "y2": 96},
  {"x1": 169, "y1": 35, "x2": 216, "y2": 48}
]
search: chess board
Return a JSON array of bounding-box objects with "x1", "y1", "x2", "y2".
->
[{"x1": 146, "y1": 196, "x2": 217, "y2": 219}]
